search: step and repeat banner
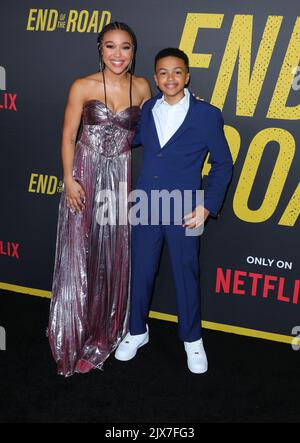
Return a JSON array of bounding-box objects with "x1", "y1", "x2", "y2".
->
[{"x1": 0, "y1": 0, "x2": 299, "y2": 343}]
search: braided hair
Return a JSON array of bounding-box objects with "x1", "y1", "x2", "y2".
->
[
  {"x1": 97, "y1": 22, "x2": 137, "y2": 74},
  {"x1": 97, "y1": 22, "x2": 138, "y2": 135}
]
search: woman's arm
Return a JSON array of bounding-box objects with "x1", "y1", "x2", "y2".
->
[
  {"x1": 131, "y1": 77, "x2": 152, "y2": 147},
  {"x1": 61, "y1": 79, "x2": 86, "y2": 213},
  {"x1": 139, "y1": 78, "x2": 152, "y2": 106}
]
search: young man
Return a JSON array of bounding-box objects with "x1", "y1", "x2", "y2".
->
[{"x1": 115, "y1": 48, "x2": 233, "y2": 373}]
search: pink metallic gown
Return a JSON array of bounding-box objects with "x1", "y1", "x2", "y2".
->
[{"x1": 48, "y1": 100, "x2": 140, "y2": 377}]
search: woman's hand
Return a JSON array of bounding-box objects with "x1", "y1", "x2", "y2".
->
[{"x1": 64, "y1": 177, "x2": 86, "y2": 213}]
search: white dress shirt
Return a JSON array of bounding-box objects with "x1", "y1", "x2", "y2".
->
[{"x1": 152, "y1": 88, "x2": 190, "y2": 148}]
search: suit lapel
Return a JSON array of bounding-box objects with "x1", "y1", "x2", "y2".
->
[
  {"x1": 148, "y1": 107, "x2": 162, "y2": 149},
  {"x1": 146, "y1": 93, "x2": 163, "y2": 152}
]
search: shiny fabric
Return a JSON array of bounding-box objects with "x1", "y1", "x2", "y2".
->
[{"x1": 48, "y1": 100, "x2": 140, "y2": 377}]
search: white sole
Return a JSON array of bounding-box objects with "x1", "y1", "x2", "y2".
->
[{"x1": 187, "y1": 361, "x2": 208, "y2": 374}]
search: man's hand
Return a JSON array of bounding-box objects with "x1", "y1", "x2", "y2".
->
[
  {"x1": 183, "y1": 205, "x2": 210, "y2": 229},
  {"x1": 192, "y1": 92, "x2": 204, "y2": 101}
]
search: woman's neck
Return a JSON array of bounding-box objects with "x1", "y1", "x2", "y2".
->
[{"x1": 102, "y1": 68, "x2": 129, "y2": 85}]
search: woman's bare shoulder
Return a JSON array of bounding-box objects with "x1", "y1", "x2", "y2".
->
[
  {"x1": 68, "y1": 73, "x2": 102, "y2": 99},
  {"x1": 132, "y1": 75, "x2": 152, "y2": 100},
  {"x1": 133, "y1": 75, "x2": 150, "y2": 88},
  {"x1": 84, "y1": 72, "x2": 103, "y2": 83}
]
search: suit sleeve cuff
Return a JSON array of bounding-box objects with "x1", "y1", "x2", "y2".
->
[{"x1": 203, "y1": 202, "x2": 219, "y2": 218}]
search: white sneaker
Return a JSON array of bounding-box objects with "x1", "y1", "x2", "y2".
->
[
  {"x1": 115, "y1": 326, "x2": 149, "y2": 361},
  {"x1": 184, "y1": 338, "x2": 208, "y2": 374}
]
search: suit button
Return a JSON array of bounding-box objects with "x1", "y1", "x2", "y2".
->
[
  {"x1": 157, "y1": 153, "x2": 163, "y2": 157},
  {"x1": 153, "y1": 175, "x2": 159, "y2": 179}
]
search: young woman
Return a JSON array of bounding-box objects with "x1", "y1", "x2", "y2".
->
[{"x1": 48, "y1": 22, "x2": 151, "y2": 377}]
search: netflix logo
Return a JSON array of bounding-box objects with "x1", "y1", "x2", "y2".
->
[
  {"x1": 215, "y1": 267, "x2": 300, "y2": 305},
  {"x1": 0, "y1": 66, "x2": 17, "y2": 111},
  {"x1": 0, "y1": 93, "x2": 17, "y2": 111},
  {"x1": 0, "y1": 241, "x2": 20, "y2": 259}
]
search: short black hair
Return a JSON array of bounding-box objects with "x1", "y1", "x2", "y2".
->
[{"x1": 155, "y1": 48, "x2": 189, "y2": 72}]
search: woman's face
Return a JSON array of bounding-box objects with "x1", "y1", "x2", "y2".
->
[{"x1": 101, "y1": 29, "x2": 134, "y2": 74}]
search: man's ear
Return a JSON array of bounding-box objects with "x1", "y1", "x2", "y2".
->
[
  {"x1": 154, "y1": 73, "x2": 158, "y2": 86},
  {"x1": 185, "y1": 73, "x2": 190, "y2": 85}
]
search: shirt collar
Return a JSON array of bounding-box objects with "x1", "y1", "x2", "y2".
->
[{"x1": 155, "y1": 88, "x2": 190, "y2": 111}]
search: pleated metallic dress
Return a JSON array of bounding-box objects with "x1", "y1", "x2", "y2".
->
[{"x1": 48, "y1": 100, "x2": 140, "y2": 377}]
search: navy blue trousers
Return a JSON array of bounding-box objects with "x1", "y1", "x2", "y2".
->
[{"x1": 129, "y1": 224, "x2": 202, "y2": 342}]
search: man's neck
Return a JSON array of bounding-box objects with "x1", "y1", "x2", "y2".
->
[{"x1": 163, "y1": 89, "x2": 186, "y2": 105}]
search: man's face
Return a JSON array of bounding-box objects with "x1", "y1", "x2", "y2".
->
[{"x1": 154, "y1": 56, "x2": 190, "y2": 101}]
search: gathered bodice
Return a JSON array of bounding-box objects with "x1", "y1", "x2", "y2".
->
[{"x1": 78, "y1": 100, "x2": 141, "y2": 157}]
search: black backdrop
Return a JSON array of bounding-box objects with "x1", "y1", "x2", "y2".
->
[{"x1": 0, "y1": 0, "x2": 299, "y2": 344}]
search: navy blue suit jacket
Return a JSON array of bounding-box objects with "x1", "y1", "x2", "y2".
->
[{"x1": 132, "y1": 92, "x2": 233, "y2": 218}]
